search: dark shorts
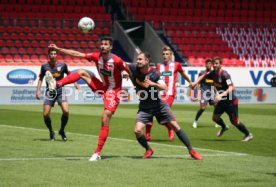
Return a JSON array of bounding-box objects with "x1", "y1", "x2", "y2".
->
[
  {"x1": 214, "y1": 98, "x2": 239, "y2": 124},
  {"x1": 200, "y1": 91, "x2": 215, "y2": 107},
  {"x1": 136, "y1": 102, "x2": 175, "y2": 125},
  {"x1": 44, "y1": 90, "x2": 67, "y2": 107}
]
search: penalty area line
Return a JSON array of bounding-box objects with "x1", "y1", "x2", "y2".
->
[{"x1": 0, "y1": 124, "x2": 247, "y2": 156}]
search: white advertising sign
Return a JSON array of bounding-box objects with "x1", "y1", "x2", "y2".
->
[
  {"x1": 0, "y1": 86, "x2": 275, "y2": 105},
  {"x1": 0, "y1": 66, "x2": 275, "y2": 87}
]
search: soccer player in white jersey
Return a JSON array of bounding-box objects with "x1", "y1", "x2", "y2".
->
[{"x1": 145, "y1": 46, "x2": 192, "y2": 141}]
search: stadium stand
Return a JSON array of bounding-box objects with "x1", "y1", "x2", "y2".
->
[
  {"x1": 0, "y1": 0, "x2": 275, "y2": 67},
  {"x1": 120, "y1": 0, "x2": 276, "y2": 67},
  {"x1": 0, "y1": 0, "x2": 112, "y2": 66}
]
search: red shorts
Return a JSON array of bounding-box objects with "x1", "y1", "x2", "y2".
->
[
  {"x1": 161, "y1": 95, "x2": 175, "y2": 107},
  {"x1": 90, "y1": 76, "x2": 120, "y2": 113}
]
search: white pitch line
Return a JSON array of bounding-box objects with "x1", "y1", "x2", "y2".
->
[{"x1": 0, "y1": 124, "x2": 247, "y2": 156}]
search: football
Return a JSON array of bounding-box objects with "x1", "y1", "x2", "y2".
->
[{"x1": 78, "y1": 17, "x2": 95, "y2": 33}]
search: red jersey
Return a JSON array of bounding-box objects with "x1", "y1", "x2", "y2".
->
[
  {"x1": 157, "y1": 61, "x2": 184, "y2": 96},
  {"x1": 85, "y1": 52, "x2": 128, "y2": 90}
]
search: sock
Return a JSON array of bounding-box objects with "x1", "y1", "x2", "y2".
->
[
  {"x1": 216, "y1": 118, "x2": 227, "y2": 128},
  {"x1": 44, "y1": 116, "x2": 53, "y2": 132},
  {"x1": 137, "y1": 135, "x2": 150, "y2": 150},
  {"x1": 195, "y1": 109, "x2": 205, "y2": 121},
  {"x1": 235, "y1": 122, "x2": 250, "y2": 136},
  {"x1": 60, "y1": 114, "x2": 68, "y2": 132},
  {"x1": 88, "y1": 81, "x2": 97, "y2": 92},
  {"x1": 164, "y1": 123, "x2": 173, "y2": 131},
  {"x1": 176, "y1": 129, "x2": 193, "y2": 151},
  {"x1": 94, "y1": 126, "x2": 109, "y2": 154},
  {"x1": 56, "y1": 72, "x2": 80, "y2": 88},
  {"x1": 146, "y1": 123, "x2": 152, "y2": 134}
]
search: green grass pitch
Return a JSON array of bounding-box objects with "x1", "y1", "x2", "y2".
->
[{"x1": 0, "y1": 104, "x2": 276, "y2": 187}]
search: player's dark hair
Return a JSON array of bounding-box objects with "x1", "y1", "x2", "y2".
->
[
  {"x1": 101, "y1": 36, "x2": 113, "y2": 45},
  {"x1": 48, "y1": 47, "x2": 57, "y2": 54},
  {"x1": 139, "y1": 52, "x2": 151, "y2": 63},
  {"x1": 205, "y1": 59, "x2": 212, "y2": 64},
  {"x1": 212, "y1": 56, "x2": 222, "y2": 64}
]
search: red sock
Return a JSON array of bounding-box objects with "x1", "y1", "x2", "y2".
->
[
  {"x1": 146, "y1": 123, "x2": 153, "y2": 134},
  {"x1": 56, "y1": 72, "x2": 80, "y2": 88},
  {"x1": 88, "y1": 81, "x2": 97, "y2": 92},
  {"x1": 95, "y1": 126, "x2": 109, "y2": 154}
]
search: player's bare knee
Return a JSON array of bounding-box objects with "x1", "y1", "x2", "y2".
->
[{"x1": 169, "y1": 121, "x2": 180, "y2": 131}]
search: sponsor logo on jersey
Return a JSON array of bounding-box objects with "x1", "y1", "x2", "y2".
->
[
  {"x1": 7, "y1": 69, "x2": 37, "y2": 84},
  {"x1": 100, "y1": 69, "x2": 111, "y2": 76},
  {"x1": 162, "y1": 71, "x2": 172, "y2": 76}
]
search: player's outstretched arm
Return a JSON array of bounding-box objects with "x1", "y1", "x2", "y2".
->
[
  {"x1": 48, "y1": 44, "x2": 85, "y2": 58},
  {"x1": 191, "y1": 73, "x2": 206, "y2": 89}
]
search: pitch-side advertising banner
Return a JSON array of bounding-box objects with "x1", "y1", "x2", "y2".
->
[
  {"x1": 0, "y1": 66, "x2": 275, "y2": 87},
  {"x1": 0, "y1": 86, "x2": 275, "y2": 104}
]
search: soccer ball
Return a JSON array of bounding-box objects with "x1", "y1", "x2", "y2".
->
[{"x1": 78, "y1": 17, "x2": 95, "y2": 33}]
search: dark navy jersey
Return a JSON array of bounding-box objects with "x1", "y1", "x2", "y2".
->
[
  {"x1": 205, "y1": 69, "x2": 236, "y2": 100},
  {"x1": 39, "y1": 62, "x2": 70, "y2": 92},
  {"x1": 128, "y1": 63, "x2": 163, "y2": 109},
  {"x1": 198, "y1": 70, "x2": 212, "y2": 92}
]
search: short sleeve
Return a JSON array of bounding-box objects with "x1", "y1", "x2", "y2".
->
[
  {"x1": 64, "y1": 63, "x2": 69, "y2": 74},
  {"x1": 118, "y1": 59, "x2": 129, "y2": 71},
  {"x1": 176, "y1": 62, "x2": 184, "y2": 73},
  {"x1": 39, "y1": 65, "x2": 45, "y2": 80},
  {"x1": 223, "y1": 71, "x2": 233, "y2": 86},
  {"x1": 85, "y1": 52, "x2": 98, "y2": 62}
]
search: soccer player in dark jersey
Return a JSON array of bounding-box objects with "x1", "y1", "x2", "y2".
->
[
  {"x1": 192, "y1": 59, "x2": 217, "y2": 128},
  {"x1": 46, "y1": 37, "x2": 129, "y2": 161},
  {"x1": 36, "y1": 48, "x2": 79, "y2": 141},
  {"x1": 128, "y1": 52, "x2": 202, "y2": 160},
  {"x1": 191, "y1": 57, "x2": 253, "y2": 141}
]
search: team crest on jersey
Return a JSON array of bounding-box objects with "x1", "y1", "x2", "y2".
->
[
  {"x1": 57, "y1": 67, "x2": 61, "y2": 72},
  {"x1": 162, "y1": 71, "x2": 172, "y2": 76},
  {"x1": 108, "y1": 63, "x2": 114, "y2": 70}
]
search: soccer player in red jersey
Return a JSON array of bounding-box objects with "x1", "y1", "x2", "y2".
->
[
  {"x1": 47, "y1": 37, "x2": 129, "y2": 161},
  {"x1": 191, "y1": 57, "x2": 253, "y2": 141},
  {"x1": 145, "y1": 46, "x2": 192, "y2": 141}
]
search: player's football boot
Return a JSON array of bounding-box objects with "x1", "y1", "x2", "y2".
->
[
  {"x1": 168, "y1": 129, "x2": 174, "y2": 141},
  {"x1": 145, "y1": 133, "x2": 151, "y2": 141},
  {"x1": 89, "y1": 153, "x2": 101, "y2": 161},
  {"x1": 50, "y1": 131, "x2": 55, "y2": 141},
  {"x1": 217, "y1": 125, "x2": 229, "y2": 137},
  {"x1": 189, "y1": 149, "x2": 203, "y2": 160},
  {"x1": 143, "y1": 148, "x2": 153, "y2": 159},
  {"x1": 45, "y1": 71, "x2": 56, "y2": 91},
  {"x1": 192, "y1": 121, "x2": 198, "y2": 128},
  {"x1": 242, "y1": 133, "x2": 253, "y2": 142},
  {"x1": 58, "y1": 130, "x2": 67, "y2": 141}
]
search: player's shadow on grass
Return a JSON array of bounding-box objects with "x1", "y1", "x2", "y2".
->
[
  {"x1": 150, "y1": 139, "x2": 170, "y2": 142},
  {"x1": 32, "y1": 138, "x2": 73, "y2": 142},
  {"x1": 200, "y1": 138, "x2": 240, "y2": 142},
  {"x1": 102, "y1": 155, "x2": 184, "y2": 160}
]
